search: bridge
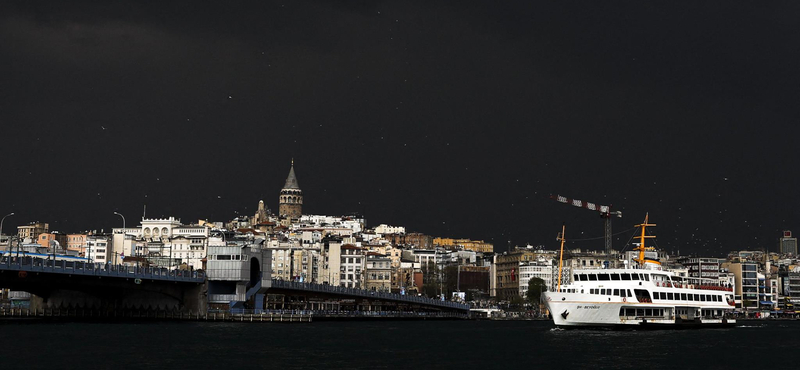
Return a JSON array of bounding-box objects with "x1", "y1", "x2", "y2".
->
[
  {"x1": 263, "y1": 279, "x2": 469, "y2": 316},
  {"x1": 0, "y1": 255, "x2": 206, "y2": 312},
  {"x1": 0, "y1": 254, "x2": 469, "y2": 318}
]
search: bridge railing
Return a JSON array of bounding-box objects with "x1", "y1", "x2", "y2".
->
[
  {"x1": 217, "y1": 308, "x2": 467, "y2": 318},
  {"x1": 270, "y1": 279, "x2": 470, "y2": 311},
  {"x1": 0, "y1": 256, "x2": 205, "y2": 283}
]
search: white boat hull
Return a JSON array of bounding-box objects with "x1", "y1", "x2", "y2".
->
[{"x1": 544, "y1": 292, "x2": 736, "y2": 329}]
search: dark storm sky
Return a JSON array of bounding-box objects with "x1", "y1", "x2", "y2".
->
[{"x1": 2, "y1": 1, "x2": 799, "y2": 256}]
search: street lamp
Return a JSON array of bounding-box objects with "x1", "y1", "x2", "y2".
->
[
  {"x1": 113, "y1": 212, "x2": 126, "y2": 263},
  {"x1": 0, "y1": 212, "x2": 14, "y2": 252}
]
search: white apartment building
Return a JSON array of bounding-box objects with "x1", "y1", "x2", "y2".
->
[
  {"x1": 86, "y1": 235, "x2": 110, "y2": 264},
  {"x1": 518, "y1": 260, "x2": 554, "y2": 298},
  {"x1": 111, "y1": 217, "x2": 209, "y2": 269},
  {"x1": 340, "y1": 245, "x2": 365, "y2": 288},
  {"x1": 295, "y1": 214, "x2": 365, "y2": 234},
  {"x1": 374, "y1": 224, "x2": 405, "y2": 235}
]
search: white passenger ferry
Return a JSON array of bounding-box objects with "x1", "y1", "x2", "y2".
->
[{"x1": 543, "y1": 215, "x2": 736, "y2": 329}]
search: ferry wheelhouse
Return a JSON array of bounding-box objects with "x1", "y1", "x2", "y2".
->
[{"x1": 543, "y1": 215, "x2": 736, "y2": 328}]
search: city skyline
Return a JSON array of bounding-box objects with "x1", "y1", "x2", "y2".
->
[{"x1": 2, "y1": 2, "x2": 800, "y2": 255}]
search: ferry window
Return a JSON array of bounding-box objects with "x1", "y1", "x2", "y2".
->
[
  {"x1": 630, "y1": 274, "x2": 639, "y2": 280},
  {"x1": 643, "y1": 274, "x2": 650, "y2": 281},
  {"x1": 579, "y1": 274, "x2": 588, "y2": 281},
  {"x1": 619, "y1": 308, "x2": 625, "y2": 316},
  {"x1": 610, "y1": 274, "x2": 620, "y2": 281},
  {"x1": 588, "y1": 274, "x2": 598, "y2": 281},
  {"x1": 628, "y1": 289, "x2": 633, "y2": 297},
  {"x1": 667, "y1": 293, "x2": 674, "y2": 300},
  {"x1": 598, "y1": 274, "x2": 610, "y2": 281},
  {"x1": 620, "y1": 273, "x2": 631, "y2": 280},
  {"x1": 645, "y1": 309, "x2": 652, "y2": 316},
  {"x1": 681, "y1": 293, "x2": 687, "y2": 300},
  {"x1": 704, "y1": 295, "x2": 710, "y2": 301},
  {"x1": 601, "y1": 289, "x2": 606, "y2": 295},
  {"x1": 636, "y1": 309, "x2": 644, "y2": 316},
  {"x1": 660, "y1": 292, "x2": 666, "y2": 299},
  {"x1": 688, "y1": 294, "x2": 694, "y2": 301},
  {"x1": 613, "y1": 289, "x2": 619, "y2": 296},
  {"x1": 573, "y1": 275, "x2": 579, "y2": 281},
  {"x1": 694, "y1": 294, "x2": 700, "y2": 301}
]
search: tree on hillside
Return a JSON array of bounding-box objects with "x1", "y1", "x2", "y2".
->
[{"x1": 526, "y1": 277, "x2": 546, "y2": 304}]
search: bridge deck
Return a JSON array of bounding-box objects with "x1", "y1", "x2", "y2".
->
[
  {"x1": 0, "y1": 256, "x2": 205, "y2": 283},
  {"x1": 270, "y1": 279, "x2": 469, "y2": 311}
]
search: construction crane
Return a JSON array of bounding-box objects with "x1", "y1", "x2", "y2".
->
[{"x1": 550, "y1": 194, "x2": 622, "y2": 255}]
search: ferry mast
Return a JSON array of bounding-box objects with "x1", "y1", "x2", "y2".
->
[{"x1": 634, "y1": 213, "x2": 657, "y2": 267}]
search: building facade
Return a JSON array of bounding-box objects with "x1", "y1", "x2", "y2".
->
[
  {"x1": 780, "y1": 231, "x2": 798, "y2": 255},
  {"x1": 17, "y1": 222, "x2": 49, "y2": 240},
  {"x1": 365, "y1": 254, "x2": 392, "y2": 292}
]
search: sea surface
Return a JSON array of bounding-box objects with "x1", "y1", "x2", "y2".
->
[{"x1": 0, "y1": 319, "x2": 797, "y2": 369}]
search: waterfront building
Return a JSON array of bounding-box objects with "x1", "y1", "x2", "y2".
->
[
  {"x1": 318, "y1": 237, "x2": 343, "y2": 286},
  {"x1": 278, "y1": 161, "x2": 303, "y2": 219},
  {"x1": 518, "y1": 259, "x2": 554, "y2": 298},
  {"x1": 365, "y1": 254, "x2": 392, "y2": 292},
  {"x1": 111, "y1": 217, "x2": 210, "y2": 269},
  {"x1": 724, "y1": 261, "x2": 759, "y2": 311},
  {"x1": 17, "y1": 221, "x2": 49, "y2": 240},
  {"x1": 785, "y1": 271, "x2": 800, "y2": 311},
  {"x1": 457, "y1": 265, "x2": 490, "y2": 294},
  {"x1": 780, "y1": 231, "x2": 798, "y2": 255},
  {"x1": 85, "y1": 235, "x2": 110, "y2": 264},
  {"x1": 37, "y1": 231, "x2": 67, "y2": 252},
  {"x1": 677, "y1": 257, "x2": 722, "y2": 279},
  {"x1": 206, "y1": 240, "x2": 272, "y2": 309},
  {"x1": 493, "y1": 248, "x2": 538, "y2": 300},
  {"x1": 66, "y1": 233, "x2": 87, "y2": 255},
  {"x1": 391, "y1": 259, "x2": 421, "y2": 293},
  {"x1": 340, "y1": 244, "x2": 366, "y2": 288}
]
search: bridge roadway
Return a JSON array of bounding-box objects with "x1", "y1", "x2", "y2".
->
[
  {"x1": 0, "y1": 255, "x2": 206, "y2": 312},
  {"x1": 268, "y1": 279, "x2": 469, "y2": 312},
  {"x1": 0, "y1": 255, "x2": 205, "y2": 282}
]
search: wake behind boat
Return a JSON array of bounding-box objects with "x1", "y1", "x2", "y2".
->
[{"x1": 543, "y1": 214, "x2": 737, "y2": 329}]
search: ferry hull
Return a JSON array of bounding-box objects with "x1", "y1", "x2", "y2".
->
[{"x1": 545, "y1": 296, "x2": 736, "y2": 329}]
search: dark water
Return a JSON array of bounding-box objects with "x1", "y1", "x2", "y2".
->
[{"x1": 0, "y1": 319, "x2": 797, "y2": 369}]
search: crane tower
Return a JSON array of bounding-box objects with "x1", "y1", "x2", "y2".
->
[{"x1": 550, "y1": 194, "x2": 622, "y2": 255}]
